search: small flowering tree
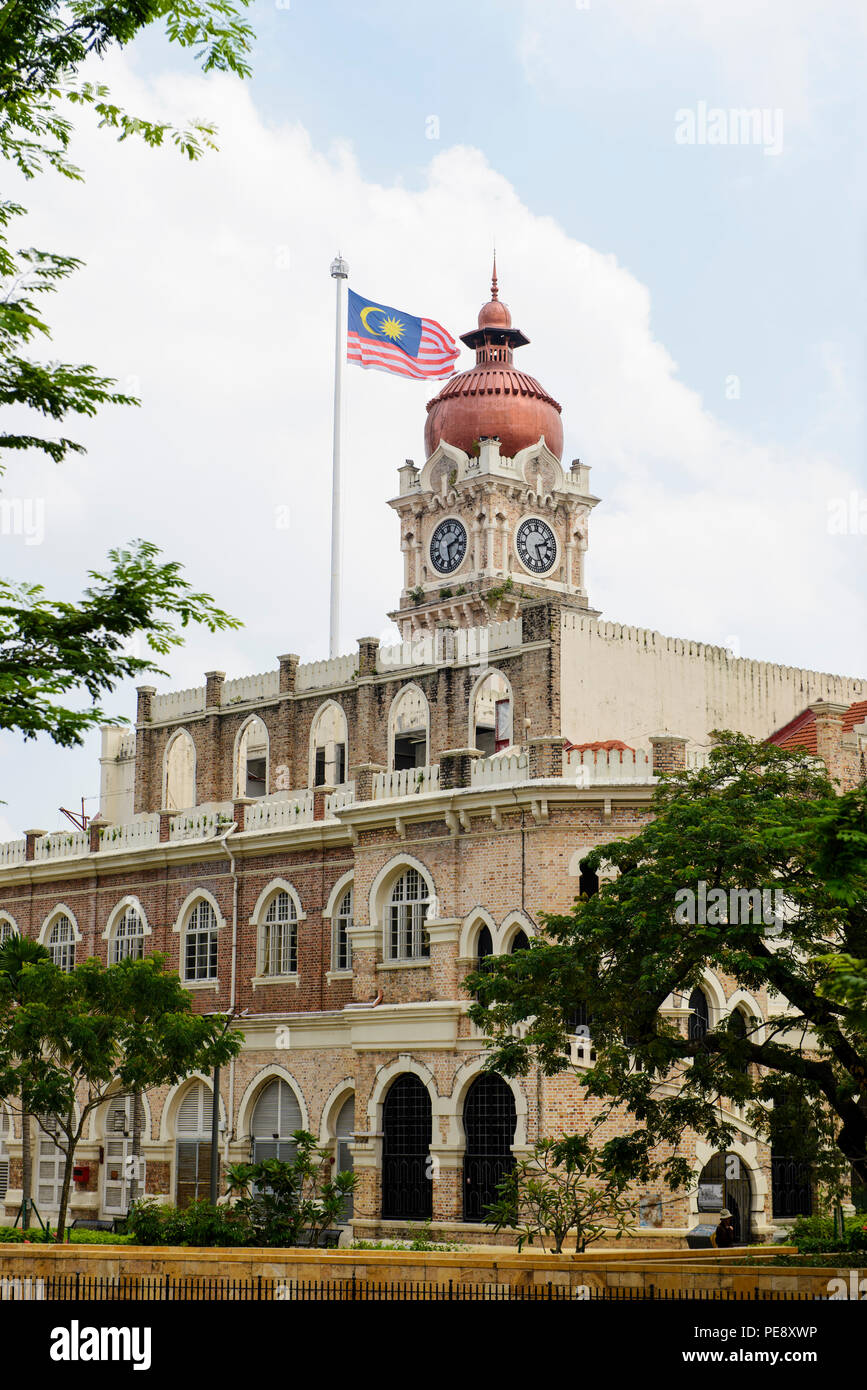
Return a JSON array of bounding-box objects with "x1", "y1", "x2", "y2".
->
[
  {"x1": 484, "y1": 1135, "x2": 635, "y2": 1254},
  {"x1": 226, "y1": 1133, "x2": 357, "y2": 1247}
]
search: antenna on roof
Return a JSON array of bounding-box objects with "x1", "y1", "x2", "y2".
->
[{"x1": 59, "y1": 798, "x2": 90, "y2": 831}]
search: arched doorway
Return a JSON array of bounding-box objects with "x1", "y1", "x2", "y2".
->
[
  {"x1": 334, "y1": 1095, "x2": 355, "y2": 1223},
  {"x1": 381, "y1": 1075, "x2": 432, "y2": 1221},
  {"x1": 463, "y1": 1074, "x2": 517, "y2": 1222},
  {"x1": 697, "y1": 1151, "x2": 753, "y2": 1244}
]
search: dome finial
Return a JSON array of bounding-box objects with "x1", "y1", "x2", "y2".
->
[{"x1": 491, "y1": 250, "x2": 499, "y2": 301}]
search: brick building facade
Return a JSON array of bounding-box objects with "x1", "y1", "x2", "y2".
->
[{"x1": 0, "y1": 274, "x2": 863, "y2": 1245}]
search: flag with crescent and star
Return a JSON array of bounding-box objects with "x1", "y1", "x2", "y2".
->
[{"x1": 347, "y1": 290, "x2": 458, "y2": 380}]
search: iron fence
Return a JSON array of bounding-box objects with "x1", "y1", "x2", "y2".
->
[{"x1": 0, "y1": 1273, "x2": 830, "y2": 1302}]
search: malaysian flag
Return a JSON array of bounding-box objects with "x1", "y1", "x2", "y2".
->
[{"x1": 347, "y1": 289, "x2": 458, "y2": 380}]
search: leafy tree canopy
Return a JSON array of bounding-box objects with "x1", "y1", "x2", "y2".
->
[{"x1": 468, "y1": 732, "x2": 867, "y2": 1193}]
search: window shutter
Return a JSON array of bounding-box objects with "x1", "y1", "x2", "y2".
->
[
  {"x1": 0, "y1": 1161, "x2": 8, "y2": 1199},
  {"x1": 178, "y1": 1081, "x2": 208, "y2": 1136},
  {"x1": 335, "y1": 1096, "x2": 355, "y2": 1137}
]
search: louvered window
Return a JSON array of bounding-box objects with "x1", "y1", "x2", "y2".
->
[
  {"x1": 262, "y1": 892, "x2": 297, "y2": 977},
  {"x1": 48, "y1": 915, "x2": 75, "y2": 972},
  {"x1": 103, "y1": 1096, "x2": 144, "y2": 1214},
  {"x1": 334, "y1": 1095, "x2": 355, "y2": 1222},
  {"x1": 387, "y1": 869, "x2": 431, "y2": 962},
  {"x1": 0, "y1": 1107, "x2": 9, "y2": 1200},
  {"x1": 250, "y1": 1079, "x2": 302, "y2": 1163},
  {"x1": 333, "y1": 888, "x2": 353, "y2": 971},
  {"x1": 36, "y1": 1113, "x2": 65, "y2": 1208},
  {"x1": 112, "y1": 906, "x2": 145, "y2": 963},
  {"x1": 184, "y1": 901, "x2": 218, "y2": 981},
  {"x1": 175, "y1": 1081, "x2": 213, "y2": 1208}
]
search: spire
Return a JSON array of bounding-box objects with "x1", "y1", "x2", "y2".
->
[{"x1": 491, "y1": 251, "x2": 499, "y2": 301}]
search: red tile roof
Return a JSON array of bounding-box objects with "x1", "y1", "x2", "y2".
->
[
  {"x1": 564, "y1": 739, "x2": 635, "y2": 753},
  {"x1": 767, "y1": 700, "x2": 867, "y2": 753}
]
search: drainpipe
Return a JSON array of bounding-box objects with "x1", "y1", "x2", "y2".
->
[{"x1": 216, "y1": 822, "x2": 239, "y2": 1175}]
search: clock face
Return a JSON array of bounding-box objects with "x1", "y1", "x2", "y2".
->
[
  {"x1": 516, "y1": 517, "x2": 557, "y2": 574},
  {"x1": 430, "y1": 518, "x2": 468, "y2": 575}
]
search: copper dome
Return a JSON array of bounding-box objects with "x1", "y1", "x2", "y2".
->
[{"x1": 424, "y1": 260, "x2": 563, "y2": 461}]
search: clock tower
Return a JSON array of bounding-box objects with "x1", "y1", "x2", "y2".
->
[{"x1": 388, "y1": 263, "x2": 601, "y2": 637}]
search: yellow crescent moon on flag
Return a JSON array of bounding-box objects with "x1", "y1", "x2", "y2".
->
[{"x1": 360, "y1": 304, "x2": 383, "y2": 334}]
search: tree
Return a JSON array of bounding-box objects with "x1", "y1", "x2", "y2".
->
[
  {"x1": 483, "y1": 1135, "x2": 634, "y2": 1253},
  {"x1": 225, "y1": 1138, "x2": 358, "y2": 1248},
  {"x1": 0, "y1": 932, "x2": 50, "y2": 1227},
  {"x1": 0, "y1": 540, "x2": 241, "y2": 745},
  {"x1": 467, "y1": 733, "x2": 867, "y2": 1198},
  {"x1": 0, "y1": 951, "x2": 244, "y2": 1240},
  {"x1": 0, "y1": 0, "x2": 253, "y2": 743}
]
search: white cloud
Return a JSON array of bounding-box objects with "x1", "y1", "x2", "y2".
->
[{"x1": 0, "y1": 56, "x2": 863, "y2": 832}]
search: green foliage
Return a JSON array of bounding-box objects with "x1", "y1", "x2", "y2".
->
[
  {"x1": 225, "y1": 1135, "x2": 357, "y2": 1247},
  {"x1": 0, "y1": 948, "x2": 244, "y2": 1241},
  {"x1": 789, "y1": 1214, "x2": 867, "y2": 1255},
  {"x1": 483, "y1": 1135, "x2": 635, "y2": 1253},
  {"x1": 0, "y1": 539, "x2": 241, "y2": 744},
  {"x1": 0, "y1": 1226, "x2": 133, "y2": 1243},
  {"x1": 467, "y1": 734, "x2": 867, "y2": 1193},
  {"x1": 126, "y1": 1198, "x2": 246, "y2": 1248},
  {"x1": 409, "y1": 585, "x2": 425, "y2": 605},
  {"x1": 349, "y1": 1222, "x2": 465, "y2": 1252}
]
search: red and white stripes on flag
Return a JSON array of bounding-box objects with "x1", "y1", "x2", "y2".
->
[{"x1": 347, "y1": 317, "x2": 458, "y2": 380}]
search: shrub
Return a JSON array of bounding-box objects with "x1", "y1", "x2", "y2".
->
[
  {"x1": 789, "y1": 1214, "x2": 867, "y2": 1255},
  {"x1": 126, "y1": 1199, "x2": 245, "y2": 1247}
]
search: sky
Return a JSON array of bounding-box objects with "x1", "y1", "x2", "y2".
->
[{"x1": 0, "y1": 0, "x2": 865, "y2": 837}]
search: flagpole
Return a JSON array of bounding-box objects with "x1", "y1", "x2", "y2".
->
[{"x1": 329, "y1": 254, "x2": 349, "y2": 659}]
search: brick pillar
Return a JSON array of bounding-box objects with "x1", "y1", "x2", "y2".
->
[
  {"x1": 278, "y1": 653, "x2": 299, "y2": 694},
  {"x1": 205, "y1": 670, "x2": 225, "y2": 708},
  {"x1": 24, "y1": 830, "x2": 45, "y2": 861},
  {"x1": 528, "y1": 735, "x2": 566, "y2": 779},
  {"x1": 809, "y1": 701, "x2": 849, "y2": 784},
  {"x1": 136, "y1": 685, "x2": 155, "y2": 723},
  {"x1": 430, "y1": 1153, "x2": 463, "y2": 1223},
  {"x1": 649, "y1": 734, "x2": 687, "y2": 775},
  {"x1": 350, "y1": 763, "x2": 384, "y2": 802},
  {"x1": 232, "y1": 797, "x2": 253, "y2": 831},
  {"x1": 313, "y1": 785, "x2": 335, "y2": 821},
  {"x1": 88, "y1": 814, "x2": 108, "y2": 853},
  {"x1": 357, "y1": 637, "x2": 379, "y2": 677},
  {"x1": 437, "y1": 748, "x2": 480, "y2": 790},
  {"x1": 158, "y1": 811, "x2": 177, "y2": 843}
]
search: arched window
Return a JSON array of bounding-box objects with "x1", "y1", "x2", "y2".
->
[
  {"x1": 47, "y1": 914, "x2": 75, "y2": 972},
  {"x1": 382, "y1": 1075, "x2": 432, "y2": 1220},
  {"x1": 250, "y1": 1078, "x2": 302, "y2": 1162},
  {"x1": 564, "y1": 1000, "x2": 593, "y2": 1035},
  {"x1": 471, "y1": 671, "x2": 513, "y2": 754},
  {"x1": 309, "y1": 702, "x2": 348, "y2": 788},
  {"x1": 0, "y1": 915, "x2": 18, "y2": 947},
  {"x1": 388, "y1": 685, "x2": 429, "y2": 771},
  {"x1": 332, "y1": 887, "x2": 353, "y2": 972},
  {"x1": 184, "y1": 900, "x2": 219, "y2": 982},
  {"x1": 463, "y1": 1074, "x2": 517, "y2": 1222},
  {"x1": 163, "y1": 730, "x2": 196, "y2": 811},
  {"x1": 476, "y1": 924, "x2": 494, "y2": 974},
  {"x1": 261, "y1": 890, "x2": 298, "y2": 977},
  {"x1": 111, "y1": 904, "x2": 146, "y2": 963},
  {"x1": 235, "y1": 717, "x2": 269, "y2": 798},
  {"x1": 387, "y1": 868, "x2": 431, "y2": 962},
  {"x1": 175, "y1": 1081, "x2": 214, "y2": 1208},
  {"x1": 510, "y1": 929, "x2": 530, "y2": 954},
  {"x1": 688, "y1": 987, "x2": 710, "y2": 1043},
  {"x1": 729, "y1": 1008, "x2": 751, "y2": 1074},
  {"x1": 578, "y1": 860, "x2": 599, "y2": 899},
  {"x1": 334, "y1": 1094, "x2": 355, "y2": 1222},
  {"x1": 0, "y1": 1105, "x2": 10, "y2": 1201},
  {"x1": 36, "y1": 1112, "x2": 65, "y2": 1209},
  {"x1": 102, "y1": 1094, "x2": 145, "y2": 1215}
]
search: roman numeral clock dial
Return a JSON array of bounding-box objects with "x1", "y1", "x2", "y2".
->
[
  {"x1": 516, "y1": 517, "x2": 557, "y2": 574},
  {"x1": 430, "y1": 518, "x2": 468, "y2": 575}
]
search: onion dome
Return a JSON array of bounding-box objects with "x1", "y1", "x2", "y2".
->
[{"x1": 424, "y1": 258, "x2": 563, "y2": 461}]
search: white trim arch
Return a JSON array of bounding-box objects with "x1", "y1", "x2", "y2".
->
[
  {"x1": 39, "y1": 903, "x2": 81, "y2": 945},
  {"x1": 322, "y1": 871, "x2": 354, "y2": 923},
  {"x1": 726, "y1": 990, "x2": 766, "y2": 1044},
  {"x1": 233, "y1": 715, "x2": 270, "y2": 799},
  {"x1": 691, "y1": 1138, "x2": 768, "y2": 1223},
  {"x1": 159, "y1": 1073, "x2": 226, "y2": 1144},
  {"x1": 387, "y1": 683, "x2": 430, "y2": 772},
  {"x1": 499, "y1": 910, "x2": 536, "y2": 953},
  {"x1": 236, "y1": 1064, "x2": 309, "y2": 1142},
  {"x1": 101, "y1": 895, "x2": 152, "y2": 953},
  {"x1": 445, "y1": 1057, "x2": 528, "y2": 1149},
  {"x1": 171, "y1": 888, "x2": 226, "y2": 935},
  {"x1": 367, "y1": 1056, "x2": 444, "y2": 1132},
  {"x1": 0, "y1": 911, "x2": 19, "y2": 945},
  {"x1": 459, "y1": 906, "x2": 498, "y2": 960},
  {"x1": 162, "y1": 728, "x2": 196, "y2": 812},
  {"x1": 368, "y1": 853, "x2": 436, "y2": 934},
  {"x1": 467, "y1": 668, "x2": 514, "y2": 753},
  {"x1": 248, "y1": 878, "x2": 307, "y2": 927},
  {"x1": 87, "y1": 1083, "x2": 154, "y2": 1144},
  {"x1": 319, "y1": 1078, "x2": 356, "y2": 1146},
  {"x1": 308, "y1": 699, "x2": 349, "y2": 788}
]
